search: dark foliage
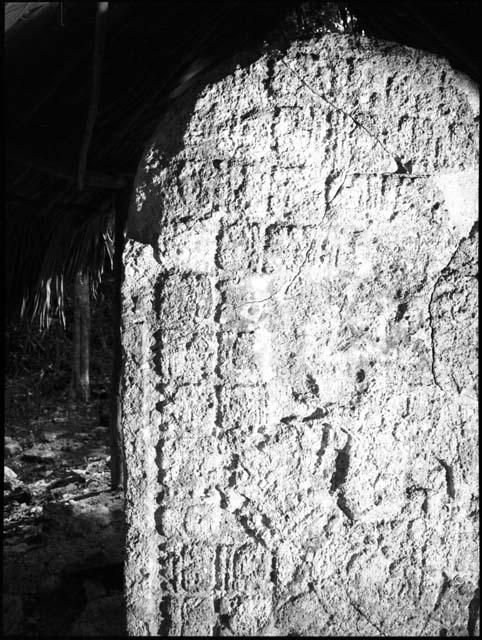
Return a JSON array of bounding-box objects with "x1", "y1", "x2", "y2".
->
[{"x1": 6, "y1": 272, "x2": 114, "y2": 418}]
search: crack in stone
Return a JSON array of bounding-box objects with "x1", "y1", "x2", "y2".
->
[
  {"x1": 279, "y1": 58, "x2": 410, "y2": 173},
  {"x1": 284, "y1": 237, "x2": 317, "y2": 295},
  {"x1": 326, "y1": 169, "x2": 349, "y2": 206},
  {"x1": 343, "y1": 590, "x2": 385, "y2": 636},
  {"x1": 275, "y1": 590, "x2": 311, "y2": 615}
]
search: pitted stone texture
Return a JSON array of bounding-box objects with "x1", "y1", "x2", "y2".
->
[
  {"x1": 123, "y1": 33, "x2": 479, "y2": 636},
  {"x1": 430, "y1": 223, "x2": 478, "y2": 397},
  {"x1": 122, "y1": 242, "x2": 164, "y2": 636}
]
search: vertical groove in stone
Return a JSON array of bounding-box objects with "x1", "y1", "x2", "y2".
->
[
  {"x1": 212, "y1": 219, "x2": 225, "y2": 635},
  {"x1": 122, "y1": 246, "x2": 163, "y2": 635}
]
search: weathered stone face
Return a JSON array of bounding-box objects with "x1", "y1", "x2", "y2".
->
[{"x1": 122, "y1": 34, "x2": 479, "y2": 636}]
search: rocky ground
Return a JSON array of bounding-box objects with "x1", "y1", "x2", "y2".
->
[
  {"x1": 3, "y1": 395, "x2": 125, "y2": 636},
  {"x1": 4, "y1": 279, "x2": 125, "y2": 636}
]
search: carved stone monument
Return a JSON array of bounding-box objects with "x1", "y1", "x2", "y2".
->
[{"x1": 122, "y1": 32, "x2": 479, "y2": 636}]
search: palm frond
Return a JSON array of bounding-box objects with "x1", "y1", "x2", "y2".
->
[{"x1": 6, "y1": 201, "x2": 114, "y2": 329}]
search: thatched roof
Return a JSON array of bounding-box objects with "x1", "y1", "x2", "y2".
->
[
  {"x1": 5, "y1": 2, "x2": 52, "y2": 31},
  {"x1": 4, "y1": 0, "x2": 480, "y2": 324}
]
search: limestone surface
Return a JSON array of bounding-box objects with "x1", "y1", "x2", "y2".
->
[{"x1": 122, "y1": 34, "x2": 479, "y2": 636}]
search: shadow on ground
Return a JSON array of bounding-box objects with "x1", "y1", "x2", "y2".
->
[{"x1": 3, "y1": 400, "x2": 126, "y2": 636}]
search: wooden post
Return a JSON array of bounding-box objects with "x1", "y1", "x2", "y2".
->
[
  {"x1": 71, "y1": 272, "x2": 90, "y2": 402},
  {"x1": 77, "y1": 1, "x2": 109, "y2": 191},
  {"x1": 78, "y1": 272, "x2": 91, "y2": 402},
  {"x1": 109, "y1": 187, "x2": 129, "y2": 489}
]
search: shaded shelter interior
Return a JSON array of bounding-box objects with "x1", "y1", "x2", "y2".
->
[{"x1": 4, "y1": 0, "x2": 480, "y2": 323}]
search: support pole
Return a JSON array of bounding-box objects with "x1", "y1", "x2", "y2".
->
[
  {"x1": 109, "y1": 185, "x2": 129, "y2": 489},
  {"x1": 78, "y1": 1, "x2": 109, "y2": 191},
  {"x1": 71, "y1": 271, "x2": 90, "y2": 403}
]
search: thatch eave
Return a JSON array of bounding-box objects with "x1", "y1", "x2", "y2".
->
[{"x1": 4, "y1": 0, "x2": 480, "y2": 323}]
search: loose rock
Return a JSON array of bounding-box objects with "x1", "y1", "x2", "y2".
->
[
  {"x1": 5, "y1": 485, "x2": 32, "y2": 505},
  {"x1": 22, "y1": 448, "x2": 56, "y2": 463},
  {"x1": 5, "y1": 439, "x2": 22, "y2": 457},
  {"x1": 4, "y1": 465, "x2": 19, "y2": 484},
  {"x1": 39, "y1": 430, "x2": 57, "y2": 443}
]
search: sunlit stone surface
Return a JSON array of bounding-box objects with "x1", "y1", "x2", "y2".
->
[{"x1": 122, "y1": 32, "x2": 478, "y2": 636}]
